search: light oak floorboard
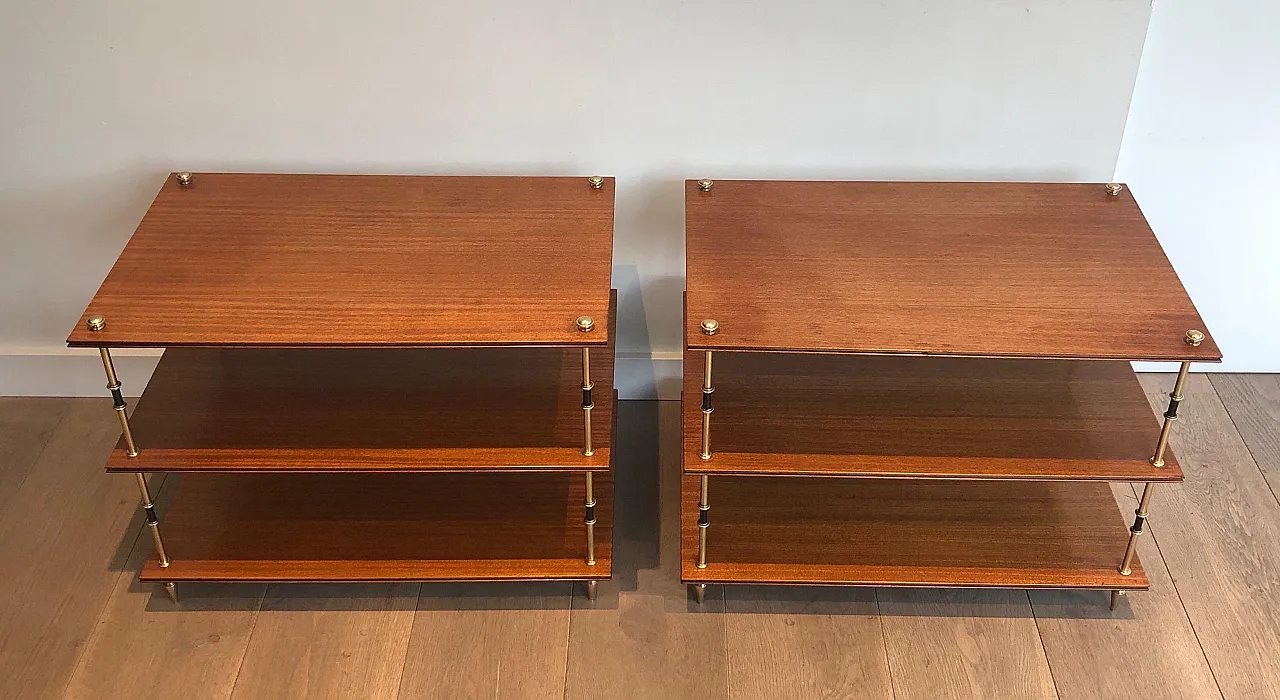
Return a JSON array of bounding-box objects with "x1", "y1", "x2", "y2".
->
[
  {"x1": 61, "y1": 513, "x2": 264, "y2": 700},
  {"x1": 565, "y1": 402, "x2": 729, "y2": 700},
  {"x1": 0, "y1": 397, "x2": 71, "y2": 512},
  {"x1": 0, "y1": 400, "x2": 142, "y2": 700},
  {"x1": 878, "y1": 588, "x2": 1058, "y2": 700},
  {"x1": 1211, "y1": 374, "x2": 1280, "y2": 501},
  {"x1": 1029, "y1": 483, "x2": 1222, "y2": 700},
  {"x1": 396, "y1": 582, "x2": 571, "y2": 700},
  {"x1": 725, "y1": 586, "x2": 892, "y2": 700},
  {"x1": 1139, "y1": 375, "x2": 1280, "y2": 699},
  {"x1": 229, "y1": 583, "x2": 418, "y2": 700}
]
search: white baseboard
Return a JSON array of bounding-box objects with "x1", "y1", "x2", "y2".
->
[
  {"x1": 0, "y1": 347, "x2": 683, "y2": 400},
  {"x1": 0, "y1": 347, "x2": 163, "y2": 397}
]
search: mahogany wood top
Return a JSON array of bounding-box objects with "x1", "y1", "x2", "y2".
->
[
  {"x1": 683, "y1": 353, "x2": 1182, "y2": 481},
  {"x1": 142, "y1": 470, "x2": 611, "y2": 582},
  {"x1": 681, "y1": 476, "x2": 1147, "y2": 589},
  {"x1": 685, "y1": 180, "x2": 1219, "y2": 361},
  {"x1": 112, "y1": 299, "x2": 614, "y2": 473},
  {"x1": 69, "y1": 174, "x2": 615, "y2": 348}
]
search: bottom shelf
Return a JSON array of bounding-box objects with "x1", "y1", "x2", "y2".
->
[
  {"x1": 142, "y1": 471, "x2": 612, "y2": 582},
  {"x1": 681, "y1": 476, "x2": 1146, "y2": 590}
]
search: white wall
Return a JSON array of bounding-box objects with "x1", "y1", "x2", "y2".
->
[
  {"x1": 1, "y1": 1, "x2": 1155, "y2": 397},
  {"x1": 1118, "y1": 0, "x2": 1280, "y2": 373}
]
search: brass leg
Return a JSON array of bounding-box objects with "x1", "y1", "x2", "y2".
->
[
  {"x1": 692, "y1": 583, "x2": 707, "y2": 604},
  {"x1": 585, "y1": 580, "x2": 598, "y2": 602},
  {"x1": 700, "y1": 350, "x2": 713, "y2": 460},
  {"x1": 697, "y1": 475, "x2": 709, "y2": 569},
  {"x1": 164, "y1": 582, "x2": 179, "y2": 603},
  {"x1": 1118, "y1": 483, "x2": 1153, "y2": 575},
  {"x1": 584, "y1": 472, "x2": 597, "y2": 566},
  {"x1": 98, "y1": 347, "x2": 139, "y2": 457},
  {"x1": 1110, "y1": 589, "x2": 1125, "y2": 611},
  {"x1": 1150, "y1": 361, "x2": 1192, "y2": 467},
  {"x1": 581, "y1": 347, "x2": 594, "y2": 456}
]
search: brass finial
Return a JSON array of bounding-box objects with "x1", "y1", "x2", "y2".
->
[
  {"x1": 1105, "y1": 182, "x2": 1124, "y2": 196},
  {"x1": 576, "y1": 316, "x2": 596, "y2": 332},
  {"x1": 700, "y1": 319, "x2": 719, "y2": 336},
  {"x1": 176, "y1": 172, "x2": 193, "y2": 187},
  {"x1": 588, "y1": 176, "x2": 604, "y2": 189},
  {"x1": 1185, "y1": 329, "x2": 1205, "y2": 346},
  {"x1": 697, "y1": 179, "x2": 713, "y2": 192},
  {"x1": 86, "y1": 315, "x2": 106, "y2": 331}
]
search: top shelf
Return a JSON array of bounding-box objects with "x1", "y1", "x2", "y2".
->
[
  {"x1": 685, "y1": 180, "x2": 1219, "y2": 362},
  {"x1": 69, "y1": 174, "x2": 615, "y2": 348}
]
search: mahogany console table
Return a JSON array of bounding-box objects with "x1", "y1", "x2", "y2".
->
[
  {"x1": 69, "y1": 173, "x2": 617, "y2": 602},
  {"x1": 681, "y1": 179, "x2": 1220, "y2": 609}
]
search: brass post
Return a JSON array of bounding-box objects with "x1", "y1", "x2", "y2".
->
[
  {"x1": 697, "y1": 475, "x2": 709, "y2": 569},
  {"x1": 1110, "y1": 589, "x2": 1125, "y2": 610},
  {"x1": 1119, "y1": 482, "x2": 1155, "y2": 575},
  {"x1": 577, "y1": 316, "x2": 595, "y2": 457},
  {"x1": 585, "y1": 580, "x2": 598, "y2": 601},
  {"x1": 585, "y1": 472, "x2": 597, "y2": 566},
  {"x1": 134, "y1": 473, "x2": 171, "y2": 568},
  {"x1": 1150, "y1": 360, "x2": 1193, "y2": 467},
  {"x1": 699, "y1": 318, "x2": 718, "y2": 461},
  {"x1": 97, "y1": 347, "x2": 139, "y2": 457},
  {"x1": 693, "y1": 583, "x2": 707, "y2": 604}
]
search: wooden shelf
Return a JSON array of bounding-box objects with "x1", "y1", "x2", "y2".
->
[
  {"x1": 69, "y1": 174, "x2": 615, "y2": 348},
  {"x1": 684, "y1": 353, "x2": 1181, "y2": 481},
  {"x1": 681, "y1": 476, "x2": 1147, "y2": 590},
  {"x1": 111, "y1": 302, "x2": 614, "y2": 474},
  {"x1": 685, "y1": 180, "x2": 1219, "y2": 361},
  {"x1": 141, "y1": 470, "x2": 611, "y2": 582}
]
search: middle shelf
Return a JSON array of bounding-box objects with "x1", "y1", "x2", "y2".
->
[
  {"x1": 684, "y1": 352, "x2": 1181, "y2": 481},
  {"x1": 109, "y1": 343, "x2": 613, "y2": 473}
]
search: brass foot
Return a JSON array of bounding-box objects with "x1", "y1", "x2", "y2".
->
[
  {"x1": 164, "y1": 582, "x2": 178, "y2": 604},
  {"x1": 585, "y1": 580, "x2": 598, "y2": 602},
  {"x1": 1110, "y1": 589, "x2": 1125, "y2": 611},
  {"x1": 692, "y1": 583, "x2": 706, "y2": 604}
]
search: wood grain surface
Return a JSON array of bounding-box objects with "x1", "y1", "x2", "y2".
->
[
  {"x1": 110, "y1": 293, "x2": 615, "y2": 473},
  {"x1": 681, "y1": 476, "x2": 1146, "y2": 589},
  {"x1": 685, "y1": 180, "x2": 1219, "y2": 361},
  {"x1": 142, "y1": 470, "x2": 612, "y2": 582},
  {"x1": 69, "y1": 174, "x2": 615, "y2": 348},
  {"x1": 685, "y1": 351, "x2": 1182, "y2": 481}
]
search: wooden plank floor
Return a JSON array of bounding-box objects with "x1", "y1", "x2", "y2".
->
[{"x1": 1, "y1": 378, "x2": 1279, "y2": 699}]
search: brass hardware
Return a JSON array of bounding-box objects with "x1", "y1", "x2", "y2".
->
[
  {"x1": 588, "y1": 176, "x2": 604, "y2": 189},
  {"x1": 581, "y1": 348, "x2": 594, "y2": 456},
  {"x1": 585, "y1": 472, "x2": 597, "y2": 566},
  {"x1": 163, "y1": 582, "x2": 178, "y2": 603},
  {"x1": 134, "y1": 473, "x2": 171, "y2": 568},
  {"x1": 1150, "y1": 361, "x2": 1192, "y2": 467},
  {"x1": 585, "y1": 580, "x2": 598, "y2": 601},
  {"x1": 700, "y1": 319, "x2": 719, "y2": 336},
  {"x1": 176, "y1": 172, "x2": 193, "y2": 187},
  {"x1": 700, "y1": 351, "x2": 713, "y2": 460},
  {"x1": 86, "y1": 315, "x2": 106, "y2": 331},
  {"x1": 697, "y1": 179, "x2": 713, "y2": 192},
  {"x1": 1105, "y1": 182, "x2": 1123, "y2": 196},
  {"x1": 697, "y1": 475, "x2": 709, "y2": 568},
  {"x1": 1110, "y1": 589, "x2": 1125, "y2": 611},
  {"x1": 1185, "y1": 329, "x2": 1205, "y2": 346},
  {"x1": 1119, "y1": 482, "x2": 1155, "y2": 575},
  {"x1": 693, "y1": 583, "x2": 707, "y2": 604},
  {"x1": 99, "y1": 348, "x2": 139, "y2": 457},
  {"x1": 576, "y1": 316, "x2": 595, "y2": 333}
]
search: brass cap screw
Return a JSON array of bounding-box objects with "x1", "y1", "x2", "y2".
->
[
  {"x1": 576, "y1": 316, "x2": 596, "y2": 332},
  {"x1": 701, "y1": 319, "x2": 719, "y2": 336},
  {"x1": 1185, "y1": 329, "x2": 1205, "y2": 346},
  {"x1": 176, "y1": 172, "x2": 193, "y2": 186},
  {"x1": 588, "y1": 176, "x2": 604, "y2": 189},
  {"x1": 697, "y1": 179, "x2": 713, "y2": 192},
  {"x1": 86, "y1": 315, "x2": 106, "y2": 331},
  {"x1": 1105, "y1": 182, "x2": 1124, "y2": 196}
]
